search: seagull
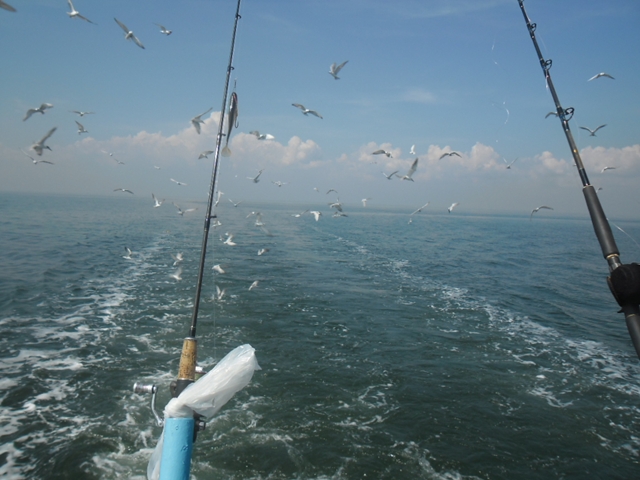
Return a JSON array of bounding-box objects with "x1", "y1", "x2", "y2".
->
[
  {"x1": 329, "y1": 199, "x2": 343, "y2": 212},
  {"x1": 545, "y1": 111, "x2": 558, "y2": 118},
  {"x1": 448, "y1": 202, "x2": 459, "y2": 213},
  {"x1": 214, "y1": 286, "x2": 226, "y2": 301},
  {"x1": 212, "y1": 264, "x2": 225, "y2": 274},
  {"x1": 250, "y1": 131, "x2": 275, "y2": 140},
  {"x1": 31, "y1": 127, "x2": 57, "y2": 156},
  {"x1": 75, "y1": 121, "x2": 88, "y2": 135},
  {"x1": 0, "y1": 1, "x2": 16, "y2": 12},
  {"x1": 530, "y1": 205, "x2": 553, "y2": 220},
  {"x1": 291, "y1": 209, "x2": 309, "y2": 218},
  {"x1": 214, "y1": 191, "x2": 224, "y2": 207},
  {"x1": 198, "y1": 150, "x2": 214, "y2": 159},
  {"x1": 579, "y1": 124, "x2": 607, "y2": 136},
  {"x1": 329, "y1": 60, "x2": 348, "y2": 80},
  {"x1": 247, "y1": 169, "x2": 263, "y2": 183},
  {"x1": 123, "y1": 247, "x2": 133, "y2": 259},
  {"x1": 154, "y1": 23, "x2": 172, "y2": 35},
  {"x1": 401, "y1": 158, "x2": 418, "y2": 181},
  {"x1": 151, "y1": 193, "x2": 164, "y2": 207},
  {"x1": 223, "y1": 234, "x2": 236, "y2": 246},
  {"x1": 382, "y1": 170, "x2": 399, "y2": 180},
  {"x1": 114, "y1": 18, "x2": 145, "y2": 49},
  {"x1": 22, "y1": 150, "x2": 53, "y2": 165},
  {"x1": 410, "y1": 202, "x2": 430, "y2": 216},
  {"x1": 23, "y1": 103, "x2": 53, "y2": 121},
  {"x1": 228, "y1": 198, "x2": 242, "y2": 207},
  {"x1": 588, "y1": 72, "x2": 614, "y2": 81},
  {"x1": 271, "y1": 180, "x2": 287, "y2": 187},
  {"x1": 114, "y1": 188, "x2": 134, "y2": 194},
  {"x1": 326, "y1": 189, "x2": 338, "y2": 195},
  {"x1": 154, "y1": 165, "x2": 161, "y2": 169},
  {"x1": 257, "y1": 248, "x2": 269, "y2": 256},
  {"x1": 503, "y1": 157, "x2": 518, "y2": 169},
  {"x1": 410, "y1": 145, "x2": 416, "y2": 156},
  {"x1": 372, "y1": 149, "x2": 392, "y2": 158},
  {"x1": 170, "y1": 178, "x2": 187, "y2": 186},
  {"x1": 249, "y1": 280, "x2": 259, "y2": 291},
  {"x1": 190, "y1": 107, "x2": 213, "y2": 134},
  {"x1": 172, "y1": 253, "x2": 184, "y2": 266},
  {"x1": 362, "y1": 198, "x2": 370, "y2": 207},
  {"x1": 70, "y1": 110, "x2": 94, "y2": 117},
  {"x1": 292, "y1": 103, "x2": 323, "y2": 119},
  {"x1": 440, "y1": 151, "x2": 461, "y2": 160},
  {"x1": 67, "y1": 0, "x2": 95, "y2": 24},
  {"x1": 601, "y1": 166, "x2": 616, "y2": 173},
  {"x1": 310, "y1": 211, "x2": 322, "y2": 221},
  {"x1": 170, "y1": 268, "x2": 183, "y2": 281},
  {"x1": 172, "y1": 202, "x2": 196, "y2": 216}
]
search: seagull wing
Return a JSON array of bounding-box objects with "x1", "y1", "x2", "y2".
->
[
  {"x1": 0, "y1": 1, "x2": 17, "y2": 12},
  {"x1": 335, "y1": 60, "x2": 348, "y2": 73},
  {"x1": 407, "y1": 158, "x2": 418, "y2": 177},
  {"x1": 292, "y1": 103, "x2": 306, "y2": 111},
  {"x1": 23, "y1": 108, "x2": 37, "y2": 121},
  {"x1": 114, "y1": 17, "x2": 130, "y2": 34},
  {"x1": 579, "y1": 126, "x2": 594, "y2": 134},
  {"x1": 39, "y1": 127, "x2": 57, "y2": 144},
  {"x1": 307, "y1": 110, "x2": 322, "y2": 119},
  {"x1": 593, "y1": 124, "x2": 607, "y2": 133},
  {"x1": 372, "y1": 150, "x2": 385, "y2": 155},
  {"x1": 131, "y1": 34, "x2": 145, "y2": 49}
]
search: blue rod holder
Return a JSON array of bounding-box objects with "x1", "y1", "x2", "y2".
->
[{"x1": 159, "y1": 417, "x2": 194, "y2": 480}]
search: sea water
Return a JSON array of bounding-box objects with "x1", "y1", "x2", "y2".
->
[{"x1": 1, "y1": 192, "x2": 639, "y2": 479}]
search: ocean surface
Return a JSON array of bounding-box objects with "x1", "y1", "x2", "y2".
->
[{"x1": 1, "y1": 191, "x2": 639, "y2": 479}]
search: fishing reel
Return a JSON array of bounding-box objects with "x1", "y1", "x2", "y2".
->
[
  {"x1": 607, "y1": 263, "x2": 640, "y2": 357},
  {"x1": 133, "y1": 365, "x2": 209, "y2": 438}
]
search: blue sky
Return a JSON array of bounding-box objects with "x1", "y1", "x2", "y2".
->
[{"x1": 1, "y1": 0, "x2": 639, "y2": 218}]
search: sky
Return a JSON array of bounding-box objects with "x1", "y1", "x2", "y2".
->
[{"x1": 1, "y1": 0, "x2": 639, "y2": 219}]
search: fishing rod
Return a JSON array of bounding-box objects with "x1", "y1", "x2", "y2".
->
[
  {"x1": 518, "y1": 0, "x2": 640, "y2": 359},
  {"x1": 135, "y1": 2, "x2": 245, "y2": 479},
  {"x1": 175, "y1": 0, "x2": 243, "y2": 399}
]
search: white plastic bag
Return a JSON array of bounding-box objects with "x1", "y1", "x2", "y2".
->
[{"x1": 147, "y1": 344, "x2": 259, "y2": 479}]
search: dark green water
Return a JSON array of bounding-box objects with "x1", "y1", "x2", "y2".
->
[{"x1": 1, "y1": 192, "x2": 639, "y2": 479}]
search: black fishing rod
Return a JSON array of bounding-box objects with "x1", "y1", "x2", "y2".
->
[
  {"x1": 174, "y1": 0, "x2": 243, "y2": 397},
  {"x1": 518, "y1": 0, "x2": 640, "y2": 359}
]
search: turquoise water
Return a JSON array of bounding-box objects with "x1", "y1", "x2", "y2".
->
[{"x1": 1, "y1": 192, "x2": 639, "y2": 479}]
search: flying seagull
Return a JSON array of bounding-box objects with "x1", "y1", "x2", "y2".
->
[
  {"x1": 23, "y1": 103, "x2": 53, "y2": 121},
  {"x1": 250, "y1": 130, "x2": 275, "y2": 140},
  {"x1": 154, "y1": 23, "x2": 172, "y2": 35},
  {"x1": 114, "y1": 18, "x2": 145, "y2": 49},
  {"x1": 172, "y1": 253, "x2": 184, "y2": 266},
  {"x1": 601, "y1": 166, "x2": 616, "y2": 173},
  {"x1": 198, "y1": 150, "x2": 214, "y2": 159},
  {"x1": 530, "y1": 205, "x2": 553, "y2": 220},
  {"x1": 22, "y1": 150, "x2": 53, "y2": 165},
  {"x1": 372, "y1": 149, "x2": 392, "y2": 158},
  {"x1": 247, "y1": 169, "x2": 264, "y2": 183},
  {"x1": 329, "y1": 60, "x2": 348, "y2": 80},
  {"x1": 579, "y1": 124, "x2": 607, "y2": 136},
  {"x1": 271, "y1": 180, "x2": 287, "y2": 187},
  {"x1": 70, "y1": 110, "x2": 94, "y2": 117},
  {"x1": 503, "y1": 157, "x2": 518, "y2": 169},
  {"x1": 151, "y1": 193, "x2": 164, "y2": 207},
  {"x1": 310, "y1": 211, "x2": 322, "y2": 221},
  {"x1": 410, "y1": 202, "x2": 430, "y2": 216},
  {"x1": 31, "y1": 127, "x2": 57, "y2": 156},
  {"x1": 448, "y1": 202, "x2": 459, "y2": 213},
  {"x1": 410, "y1": 145, "x2": 416, "y2": 156},
  {"x1": 67, "y1": 0, "x2": 95, "y2": 24},
  {"x1": 0, "y1": 1, "x2": 16, "y2": 12},
  {"x1": 191, "y1": 107, "x2": 213, "y2": 134},
  {"x1": 400, "y1": 158, "x2": 418, "y2": 181},
  {"x1": 170, "y1": 178, "x2": 187, "y2": 186},
  {"x1": 123, "y1": 247, "x2": 133, "y2": 260},
  {"x1": 588, "y1": 72, "x2": 614, "y2": 81},
  {"x1": 170, "y1": 268, "x2": 183, "y2": 281},
  {"x1": 545, "y1": 111, "x2": 558, "y2": 119},
  {"x1": 292, "y1": 103, "x2": 322, "y2": 119},
  {"x1": 75, "y1": 121, "x2": 88, "y2": 135},
  {"x1": 440, "y1": 151, "x2": 461, "y2": 160},
  {"x1": 382, "y1": 170, "x2": 399, "y2": 180},
  {"x1": 362, "y1": 198, "x2": 371, "y2": 207},
  {"x1": 114, "y1": 188, "x2": 134, "y2": 194}
]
